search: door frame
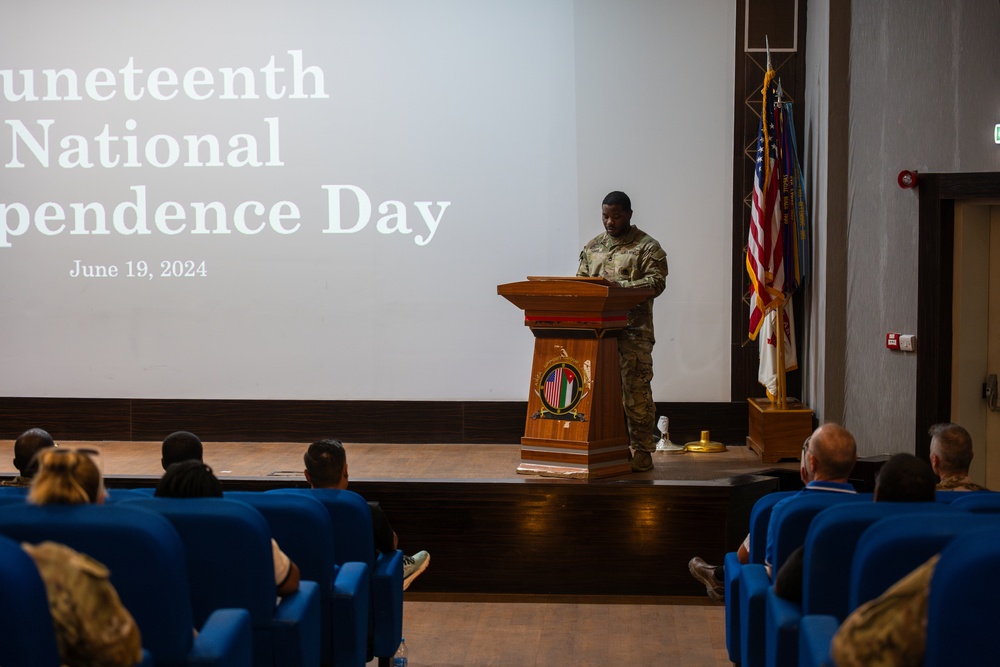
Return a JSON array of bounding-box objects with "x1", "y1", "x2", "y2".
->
[{"x1": 916, "y1": 172, "x2": 1000, "y2": 459}]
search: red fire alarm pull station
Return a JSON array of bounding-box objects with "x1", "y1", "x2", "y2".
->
[{"x1": 886, "y1": 333, "x2": 900, "y2": 350}]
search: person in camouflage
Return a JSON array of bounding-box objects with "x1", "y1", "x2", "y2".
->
[
  {"x1": 1, "y1": 427, "x2": 56, "y2": 487},
  {"x1": 928, "y1": 423, "x2": 988, "y2": 491},
  {"x1": 577, "y1": 191, "x2": 668, "y2": 472},
  {"x1": 830, "y1": 553, "x2": 938, "y2": 667},
  {"x1": 24, "y1": 541, "x2": 143, "y2": 667}
]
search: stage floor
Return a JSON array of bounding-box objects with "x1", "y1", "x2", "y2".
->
[{"x1": 0, "y1": 440, "x2": 798, "y2": 484}]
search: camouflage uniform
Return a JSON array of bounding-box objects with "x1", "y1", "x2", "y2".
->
[
  {"x1": 24, "y1": 541, "x2": 143, "y2": 667},
  {"x1": 0, "y1": 475, "x2": 31, "y2": 487},
  {"x1": 936, "y1": 474, "x2": 988, "y2": 491},
  {"x1": 831, "y1": 554, "x2": 938, "y2": 667},
  {"x1": 577, "y1": 225, "x2": 668, "y2": 452}
]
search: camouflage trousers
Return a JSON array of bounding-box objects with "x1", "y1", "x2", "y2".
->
[{"x1": 618, "y1": 337, "x2": 656, "y2": 452}]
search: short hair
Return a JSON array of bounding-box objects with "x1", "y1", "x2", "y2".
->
[
  {"x1": 161, "y1": 431, "x2": 204, "y2": 471},
  {"x1": 602, "y1": 190, "x2": 632, "y2": 211},
  {"x1": 29, "y1": 449, "x2": 102, "y2": 505},
  {"x1": 13, "y1": 427, "x2": 56, "y2": 478},
  {"x1": 155, "y1": 460, "x2": 222, "y2": 498},
  {"x1": 928, "y1": 423, "x2": 973, "y2": 475},
  {"x1": 304, "y1": 439, "x2": 346, "y2": 488},
  {"x1": 875, "y1": 453, "x2": 936, "y2": 502},
  {"x1": 809, "y1": 423, "x2": 857, "y2": 480}
]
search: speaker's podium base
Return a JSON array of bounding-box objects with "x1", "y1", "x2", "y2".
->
[
  {"x1": 516, "y1": 437, "x2": 632, "y2": 479},
  {"x1": 746, "y1": 397, "x2": 814, "y2": 463}
]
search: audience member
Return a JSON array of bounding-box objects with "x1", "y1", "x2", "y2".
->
[
  {"x1": 687, "y1": 423, "x2": 858, "y2": 600},
  {"x1": 156, "y1": 459, "x2": 301, "y2": 597},
  {"x1": 26, "y1": 448, "x2": 143, "y2": 666},
  {"x1": 928, "y1": 422, "x2": 987, "y2": 491},
  {"x1": 304, "y1": 438, "x2": 431, "y2": 590},
  {"x1": 161, "y1": 430, "x2": 204, "y2": 471},
  {"x1": 772, "y1": 452, "x2": 936, "y2": 602},
  {"x1": 3, "y1": 427, "x2": 57, "y2": 487}
]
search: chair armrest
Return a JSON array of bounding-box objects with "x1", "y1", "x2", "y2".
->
[
  {"x1": 371, "y1": 550, "x2": 405, "y2": 657},
  {"x1": 765, "y1": 587, "x2": 802, "y2": 667},
  {"x1": 740, "y1": 564, "x2": 772, "y2": 667},
  {"x1": 188, "y1": 608, "x2": 253, "y2": 667},
  {"x1": 330, "y1": 562, "x2": 370, "y2": 667},
  {"x1": 798, "y1": 615, "x2": 839, "y2": 667},
  {"x1": 273, "y1": 580, "x2": 321, "y2": 667},
  {"x1": 724, "y1": 551, "x2": 743, "y2": 664}
]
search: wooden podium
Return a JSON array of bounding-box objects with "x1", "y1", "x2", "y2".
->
[{"x1": 497, "y1": 277, "x2": 654, "y2": 479}]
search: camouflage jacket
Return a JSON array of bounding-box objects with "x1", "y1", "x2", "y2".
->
[
  {"x1": 936, "y1": 475, "x2": 988, "y2": 491},
  {"x1": 831, "y1": 554, "x2": 938, "y2": 667},
  {"x1": 24, "y1": 541, "x2": 143, "y2": 667},
  {"x1": 577, "y1": 226, "x2": 668, "y2": 342}
]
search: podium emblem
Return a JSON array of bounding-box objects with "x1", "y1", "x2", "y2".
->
[{"x1": 533, "y1": 360, "x2": 587, "y2": 421}]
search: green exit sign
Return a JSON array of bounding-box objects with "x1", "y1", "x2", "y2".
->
[{"x1": 996, "y1": 124, "x2": 1000, "y2": 144}]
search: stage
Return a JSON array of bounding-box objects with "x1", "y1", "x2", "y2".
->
[{"x1": 0, "y1": 440, "x2": 799, "y2": 597}]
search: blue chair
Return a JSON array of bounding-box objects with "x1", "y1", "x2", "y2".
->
[
  {"x1": 226, "y1": 491, "x2": 369, "y2": 667},
  {"x1": 103, "y1": 488, "x2": 158, "y2": 504},
  {"x1": 0, "y1": 503, "x2": 253, "y2": 667},
  {"x1": 269, "y1": 488, "x2": 404, "y2": 666},
  {"x1": 724, "y1": 490, "x2": 797, "y2": 664},
  {"x1": 764, "y1": 501, "x2": 950, "y2": 667},
  {"x1": 798, "y1": 511, "x2": 1000, "y2": 667},
  {"x1": 949, "y1": 490, "x2": 1000, "y2": 512},
  {"x1": 123, "y1": 497, "x2": 321, "y2": 667},
  {"x1": 934, "y1": 489, "x2": 990, "y2": 504},
  {"x1": 739, "y1": 492, "x2": 867, "y2": 667},
  {"x1": 0, "y1": 485, "x2": 29, "y2": 498},
  {"x1": 0, "y1": 534, "x2": 61, "y2": 667},
  {"x1": 925, "y1": 528, "x2": 1000, "y2": 665}
]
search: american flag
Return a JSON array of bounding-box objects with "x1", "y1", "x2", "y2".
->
[{"x1": 746, "y1": 63, "x2": 785, "y2": 340}]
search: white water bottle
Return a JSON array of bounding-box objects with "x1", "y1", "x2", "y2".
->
[{"x1": 393, "y1": 638, "x2": 408, "y2": 667}]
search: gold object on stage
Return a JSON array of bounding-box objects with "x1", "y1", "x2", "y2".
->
[{"x1": 684, "y1": 430, "x2": 727, "y2": 453}]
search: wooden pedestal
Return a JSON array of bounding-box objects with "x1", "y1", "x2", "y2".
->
[{"x1": 746, "y1": 397, "x2": 814, "y2": 463}]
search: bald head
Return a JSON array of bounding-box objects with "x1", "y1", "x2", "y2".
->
[
  {"x1": 13, "y1": 428, "x2": 56, "y2": 478},
  {"x1": 802, "y1": 423, "x2": 857, "y2": 482}
]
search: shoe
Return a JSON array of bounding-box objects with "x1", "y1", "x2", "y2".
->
[
  {"x1": 402, "y1": 550, "x2": 430, "y2": 590},
  {"x1": 629, "y1": 449, "x2": 654, "y2": 472},
  {"x1": 688, "y1": 557, "x2": 724, "y2": 601}
]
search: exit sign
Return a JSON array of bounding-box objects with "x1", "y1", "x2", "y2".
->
[{"x1": 996, "y1": 124, "x2": 1000, "y2": 144}]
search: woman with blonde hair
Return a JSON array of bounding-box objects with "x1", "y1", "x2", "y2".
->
[
  {"x1": 24, "y1": 447, "x2": 143, "y2": 666},
  {"x1": 28, "y1": 448, "x2": 104, "y2": 505}
]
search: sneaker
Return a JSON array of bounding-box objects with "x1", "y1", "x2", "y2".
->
[
  {"x1": 629, "y1": 449, "x2": 654, "y2": 472},
  {"x1": 688, "y1": 556, "x2": 724, "y2": 601},
  {"x1": 402, "y1": 550, "x2": 430, "y2": 590}
]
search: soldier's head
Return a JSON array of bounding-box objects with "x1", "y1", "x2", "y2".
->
[
  {"x1": 874, "y1": 453, "x2": 936, "y2": 502},
  {"x1": 161, "y1": 431, "x2": 204, "y2": 471},
  {"x1": 801, "y1": 423, "x2": 857, "y2": 484},
  {"x1": 602, "y1": 191, "x2": 633, "y2": 238},
  {"x1": 928, "y1": 423, "x2": 974, "y2": 478},
  {"x1": 13, "y1": 427, "x2": 56, "y2": 478},
  {"x1": 304, "y1": 439, "x2": 348, "y2": 489},
  {"x1": 29, "y1": 448, "x2": 104, "y2": 505},
  {"x1": 155, "y1": 460, "x2": 223, "y2": 498}
]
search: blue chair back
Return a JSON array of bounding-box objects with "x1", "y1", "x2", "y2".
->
[
  {"x1": 767, "y1": 492, "x2": 868, "y2": 571},
  {"x1": 748, "y1": 491, "x2": 798, "y2": 563},
  {"x1": 123, "y1": 496, "x2": 320, "y2": 667},
  {"x1": 0, "y1": 503, "x2": 200, "y2": 667},
  {"x1": 949, "y1": 490, "x2": 1000, "y2": 512},
  {"x1": 0, "y1": 485, "x2": 30, "y2": 498},
  {"x1": 934, "y1": 489, "x2": 988, "y2": 504},
  {"x1": 0, "y1": 534, "x2": 61, "y2": 667},
  {"x1": 925, "y1": 529, "x2": 1000, "y2": 665},
  {"x1": 850, "y1": 512, "x2": 1000, "y2": 609},
  {"x1": 802, "y1": 501, "x2": 950, "y2": 619}
]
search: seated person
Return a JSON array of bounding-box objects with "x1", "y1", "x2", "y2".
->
[
  {"x1": 303, "y1": 438, "x2": 430, "y2": 590},
  {"x1": 156, "y1": 459, "x2": 301, "y2": 597},
  {"x1": 928, "y1": 422, "x2": 987, "y2": 491},
  {"x1": 27, "y1": 448, "x2": 143, "y2": 666},
  {"x1": 772, "y1": 452, "x2": 937, "y2": 603},
  {"x1": 3, "y1": 427, "x2": 57, "y2": 487},
  {"x1": 161, "y1": 430, "x2": 204, "y2": 471}
]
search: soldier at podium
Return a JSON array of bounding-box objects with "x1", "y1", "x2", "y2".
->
[{"x1": 577, "y1": 191, "x2": 668, "y2": 472}]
